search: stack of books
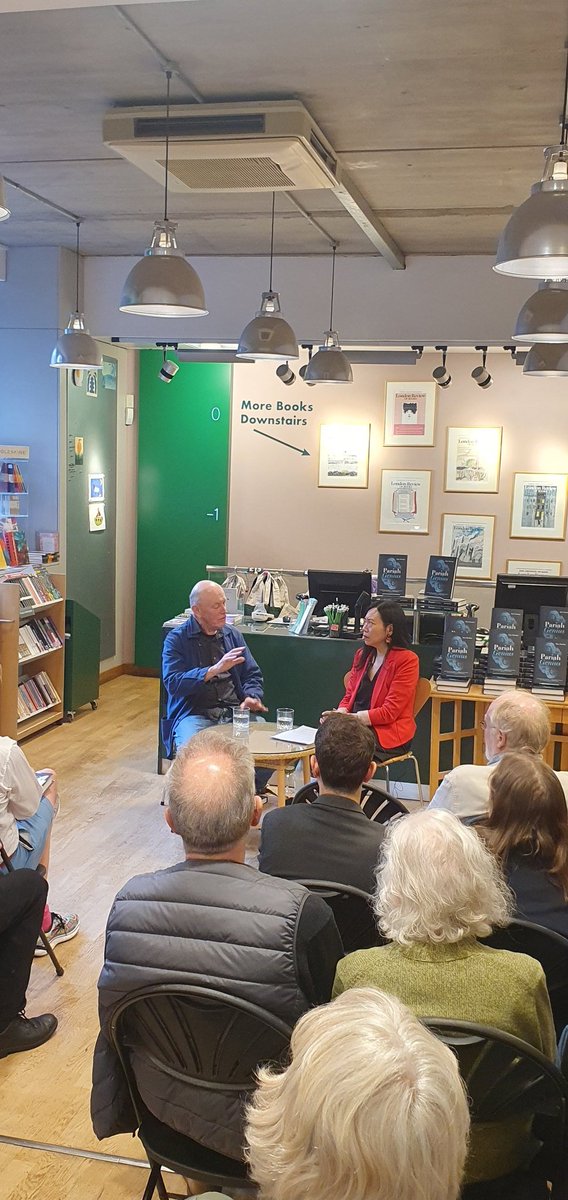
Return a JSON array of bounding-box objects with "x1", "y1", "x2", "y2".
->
[
  {"x1": 18, "y1": 616, "x2": 63, "y2": 662},
  {"x1": 483, "y1": 607, "x2": 523, "y2": 695},
  {"x1": 17, "y1": 670, "x2": 60, "y2": 721},
  {"x1": 0, "y1": 520, "x2": 29, "y2": 567},
  {"x1": 435, "y1": 614, "x2": 478, "y2": 692},
  {"x1": 13, "y1": 568, "x2": 61, "y2": 612},
  {"x1": 531, "y1": 605, "x2": 568, "y2": 702},
  {"x1": 377, "y1": 553, "x2": 408, "y2": 598},
  {"x1": 0, "y1": 461, "x2": 26, "y2": 493}
]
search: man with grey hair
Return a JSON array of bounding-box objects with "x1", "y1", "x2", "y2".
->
[
  {"x1": 429, "y1": 689, "x2": 568, "y2": 819},
  {"x1": 91, "y1": 729, "x2": 343, "y2": 1160}
]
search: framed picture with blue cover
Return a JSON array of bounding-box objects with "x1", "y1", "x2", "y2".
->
[{"x1": 441, "y1": 513, "x2": 495, "y2": 580}]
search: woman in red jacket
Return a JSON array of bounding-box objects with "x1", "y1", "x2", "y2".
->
[{"x1": 334, "y1": 600, "x2": 419, "y2": 761}]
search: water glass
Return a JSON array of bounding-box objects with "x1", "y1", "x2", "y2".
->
[
  {"x1": 276, "y1": 707, "x2": 294, "y2": 733},
  {"x1": 232, "y1": 707, "x2": 250, "y2": 739}
]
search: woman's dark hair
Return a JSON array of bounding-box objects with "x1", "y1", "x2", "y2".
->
[
  {"x1": 481, "y1": 751, "x2": 568, "y2": 902},
  {"x1": 359, "y1": 600, "x2": 412, "y2": 664}
]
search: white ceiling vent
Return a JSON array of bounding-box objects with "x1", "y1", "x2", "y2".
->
[{"x1": 103, "y1": 101, "x2": 338, "y2": 192}]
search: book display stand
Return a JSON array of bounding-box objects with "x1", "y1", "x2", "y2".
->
[{"x1": 0, "y1": 567, "x2": 65, "y2": 739}]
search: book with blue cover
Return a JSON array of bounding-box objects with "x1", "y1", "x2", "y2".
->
[
  {"x1": 538, "y1": 606, "x2": 568, "y2": 641},
  {"x1": 491, "y1": 607, "x2": 523, "y2": 635},
  {"x1": 377, "y1": 553, "x2": 408, "y2": 597},
  {"x1": 424, "y1": 555, "x2": 457, "y2": 600},
  {"x1": 532, "y1": 636, "x2": 568, "y2": 699},
  {"x1": 486, "y1": 629, "x2": 522, "y2": 681},
  {"x1": 438, "y1": 615, "x2": 477, "y2": 689}
]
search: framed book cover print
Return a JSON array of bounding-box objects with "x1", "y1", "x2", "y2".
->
[
  {"x1": 318, "y1": 424, "x2": 371, "y2": 488},
  {"x1": 506, "y1": 559, "x2": 562, "y2": 576},
  {"x1": 383, "y1": 382, "x2": 436, "y2": 447},
  {"x1": 510, "y1": 473, "x2": 568, "y2": 540},
  {"x1": 379, "y1": 470, "x2": 431, "y2": 534},
  {"x1": 445, "y1": 427, "x2": 502, "y2": 492},
  {"x1": 441, "y1": 513, "x2": 495, "y2": 579}
]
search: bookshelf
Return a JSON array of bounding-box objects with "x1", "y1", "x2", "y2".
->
[{"x1": 0, "y1": 569, "x2": 65, "y2": 740}]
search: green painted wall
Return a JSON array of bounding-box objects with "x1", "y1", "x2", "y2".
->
[{"x1": 135, "y1": 353, "x2": 231, "y2": 669}]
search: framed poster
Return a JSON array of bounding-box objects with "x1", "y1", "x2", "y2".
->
[
  {"x1": 88, "y1": 502, "x2": 106, "y2": 532},
  {"x1": 445, "y1": 426, "x2": 502, "y2": 493},
  {"x1": 510, "y1": 473, "x2": 568, "y2": 540},
  {"x1": 441, "y1": 513, "x2": 495, "y2": 579},
  {"x1": 88, "y1": 472, "x2": 105, "y2": 501},
  {"x1": 383, "y1": 381, "x2": 436, "y2": 446},
  {"x1": 379, "y1": 470, "x2": 431, "y2": 534},
  {"x1": 506, "y1": 559, "x2": 562, "y2": 577},
  {"x1": 318, "y1": 424, "x2": 370, "y2": 488}
]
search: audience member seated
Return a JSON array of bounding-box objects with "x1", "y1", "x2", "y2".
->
[
  {"x1": 333, "y1": 809, "x2": 556, "y2": 1191},
  {"x1": 259, "y1": 713, "x2": 384, "y2": 893},
  {"x1": 429, "y1": 691, "x2": 568, "y2": 820},
  {"x1": 91, "y1": 729, "x2": 343, "y2": 1159},
  {"x1": 245, "y1": 987, "x2": 469, "y2": 1200},
  {"x1": 0, "y1": 735, "x2": 78, "y2": 953},
  {"x1": 476, "y1": 752, "x2": 568, "y2": 938},
  {"x1": 0, "y1": 869, "x2": 57, "y2": 1058},
  {"x1": 323, "y1": 600, "x2": 419, "y2": 763}
]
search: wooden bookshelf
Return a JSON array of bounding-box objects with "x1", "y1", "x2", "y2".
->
[{"x1": 0, "y1": 570, "x2": 65, "y2": 740}]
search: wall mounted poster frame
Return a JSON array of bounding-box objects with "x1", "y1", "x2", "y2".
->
[
  {"x1": 318, "y1": 424, "x2": 370, "y2": 488},
  {"x1": 441, "y1": 513, "x2": 495, "y2": 579},
  {"x1": 510, "y1": 473, "x2": 568, "y2": 540},
  {"x1": 379, "y1": 469, "x2": 431, "y2": 534},
  {"x1": 383, "y1": 381, "x2": 436, "y2": 446},
  {"x1": 445, "y1": 426, "x2": 502, "y2": 493},
  {"x1": 506, "y1": 559, "x2": 562, "y2": 576}
]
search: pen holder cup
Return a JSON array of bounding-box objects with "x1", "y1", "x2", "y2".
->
[{"x1": 329, "y1": 618, "x2": 345, "y2": 639}]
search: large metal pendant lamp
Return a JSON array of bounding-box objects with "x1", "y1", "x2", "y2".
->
[
  {"x1": 513, "y1": 280, "x2": 568, "y2": 343},
  {"x1": 304, "y1": 246, "x2": 353, "y2": 384},
  {"x1": 119, "y1": 71, "x2": 207, "y2": 318},
  {"x1": 0, "y1": 177, "x2": 10, "y2": 221},
  {"x1": 523, "y1": 342, "x2": 568, "y2": 376},
  {"x1": 50, "y1": 221, "x2": 102, "y2": 370},
  {"x1": 237, "y1": 193, "x2": 299, "y2": 360}
]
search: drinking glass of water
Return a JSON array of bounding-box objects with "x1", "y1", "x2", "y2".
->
[
  {"x1": 277, "y1": 707, "x2": 294, "y2": 733},
  {"x1": 232, "y1": 707, "x2": 250, "y2": 738}
]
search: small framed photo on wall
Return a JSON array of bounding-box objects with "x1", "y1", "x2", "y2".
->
[
  {"x1": 383, "y1": 381, "x2": 436, "y2": 447},
  {"x1": 379, "y1": 469, "x2": 431, "y2": 534},
  {"x1": 510, "y1": 473, "x2": 568, "y2": 540},
  {"x1": 445, "y1": 427, "x2": 502, "y2": 493},
  {"x1": 506, "y1": 559, "x2": 562, "y2": 576},
  {"x1": 441, "y1": 513, "x2": 495, "y2": 579},
  {"x1": 88, "y1": 473, "x2": 105, "y2": 501},
  {"x1": 318, "y1": 424, "x2": 371, "y2": 488}
]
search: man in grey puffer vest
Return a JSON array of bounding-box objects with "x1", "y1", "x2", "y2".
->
[{"x1": 91, "y1": 728, "x2": 343, "y2": 1160}]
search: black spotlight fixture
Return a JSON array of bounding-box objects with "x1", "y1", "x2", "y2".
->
[
  {"x1": 159, "y1": 348, "x2": 179, "y2": 383},
  {"x1": 471, "y1": 345, "x2": 492, "y2": 389},
  {"x1": 432, "y1": 345, "x2": 451, "y2": 388},
  {"x1": 299, "y1": 344, "x2": 316, "y2": 386},
  {"x1": 276, "y1": 362, "x2": 296, "y2": 386}
]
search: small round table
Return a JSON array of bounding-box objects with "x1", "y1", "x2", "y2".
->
[{"x1": 223, "y1": 721, "x2": 314, "y2": 807}]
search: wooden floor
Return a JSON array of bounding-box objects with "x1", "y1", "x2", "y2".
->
[{"x1": 0, "y1": 676, "x2": 195, "y2": 1199}]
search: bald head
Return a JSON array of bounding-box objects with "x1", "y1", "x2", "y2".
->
[
  {"x1": 166, "y1": 728, "x2": 256, "y2": 855},
  {"x1": 190, "y1": 580, "x2": 227, "y2": 634},
  {"x1": 485, "y1": 690, "x2": 550, "y2": 758}
]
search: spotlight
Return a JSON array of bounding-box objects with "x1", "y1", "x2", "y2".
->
[
  {"x1": 159, "y1": 353, "x2": 179, "y2": 383},
  {"x1": 471, "y1": 346, "x2": 492, "y2": 389},
  {"x1": 276, "y1": 362, "x2": 296, "y2": 386},
  {"x1": 299, "y1": 345, "x2": 316, "y2": 386},
  {"x1": 432, "y1": 346, "x2": 451, "y2": 388}
]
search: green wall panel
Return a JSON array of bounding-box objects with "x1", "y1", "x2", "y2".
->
[{"x1": 135, "y1": 353, "x2": 231, "y2": 669}]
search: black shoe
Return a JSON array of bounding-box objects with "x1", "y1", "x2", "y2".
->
[{"x1": 0, "y1": 1012, "x2": 58, "y2": 1059}]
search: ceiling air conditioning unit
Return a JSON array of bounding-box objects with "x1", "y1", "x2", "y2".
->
[{"x1": 103, "y1": 100, "x2": 339, "y2": 193}]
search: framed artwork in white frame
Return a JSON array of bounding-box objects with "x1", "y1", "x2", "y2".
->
[
  {"x1": 383, "y1": 381, "x2": 436, "y2": 447},
  {"x1": 445, "y1": 426, "x2": 502, "y2": 493},
  {"x1": 318, "y1": 424, "x2": 371, "y2": 489},
  {"x1": 506, "y1": 559, "x2": 562, "y2": 577},
  {"x1": 379, "y1": 470, "x2": 431, "y2": 534},
  {"x1": 510, "y1": 473, "x2": 568, "y2": 540},
  {"x1": 441, "y1": 513, "x2": 495, "y2": 579}
]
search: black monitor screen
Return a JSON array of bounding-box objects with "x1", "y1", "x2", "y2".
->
[
  {"x1": 494, "y1": 574, "x2": 568, "y2": 641},
  {"x1": 308, "y1": 569, "x2": 372, "y2": 617}
]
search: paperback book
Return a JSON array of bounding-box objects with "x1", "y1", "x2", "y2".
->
[
  {"x1": 538, "y1": 606, "x2": 568, "y2": 642},
  {"x1": 424, "y1": 555, "x2": 457, "y2": 600},
  {"x1": 531, "y1": 637, "x2": 568, "y2": 700},
  {"x1": 483, "y1": 629, "x2": 522, "y2": 694},
  {"x1": 490, "y1": 608, "x2": 523, "y2": 635},
  {"x1": 377, "y1": 554, "x2": 408, "y2": 598},
  {"x1": 436, "y1": 615, "x2": 478, "y2": 691}
]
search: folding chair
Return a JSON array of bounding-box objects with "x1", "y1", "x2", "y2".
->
[{"x1": 0, "y1": 842, "x2": 63, "y2": 976}]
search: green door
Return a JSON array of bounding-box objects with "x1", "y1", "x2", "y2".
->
[{"x1": 135, "y1": 353, "x2": 231, "y2": 669}]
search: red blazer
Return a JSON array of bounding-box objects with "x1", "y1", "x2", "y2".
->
[{"x1": 339, "y1": 646, "x2": 419, "y2": 749}]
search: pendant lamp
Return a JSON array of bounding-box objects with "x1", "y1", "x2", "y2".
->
[
  {"x1": 522, "y1": 343, "x2": 568, "y2": 376},
  {"x1": 0, "y1": 177, "x2": 10, "y2": 221},
  {"x1": 237, "y1": 193, "x2": 298, "y2": 360},
  {"x1": 50, "y1": 222, "x2": 102, "y2": 370},
  {"x1": 119, "y1": 72, "x2": 207, "y2": 318},
  {"x1": 513, "y1": 280, "x2": 568, "y2": 342},
  {"x1": 304, "y1": 246, "x2": 353, "y2": 384}
]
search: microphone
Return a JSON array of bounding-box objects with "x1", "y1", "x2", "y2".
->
[{"x1": 353, "y1": 591, "x2": 371, "y2": 638}]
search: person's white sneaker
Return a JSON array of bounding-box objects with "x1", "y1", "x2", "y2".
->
[{"x1": 34, "y1": 911, "x2": 79, "y2": 956}]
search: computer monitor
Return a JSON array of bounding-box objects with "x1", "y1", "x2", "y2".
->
[
  {"x1": 494, "y1": 573, "x2": 568, "y2": 643},
  {"x1": 308, "y1": 569, "x2": 372, "y2": 617}
]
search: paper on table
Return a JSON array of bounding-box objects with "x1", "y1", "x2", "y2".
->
[{"x1": 272, "y1": 725, "x2": 318, "y2": 746}]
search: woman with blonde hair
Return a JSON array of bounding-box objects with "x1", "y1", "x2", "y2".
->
[
  {"x1": 333, "y1": 809, "x2": 556, "y2": 1194},
  {"x1": 245, "y1": 987, "x2": 469, "y2": 1200}
]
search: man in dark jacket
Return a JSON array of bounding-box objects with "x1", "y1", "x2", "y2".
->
[
  {"x1": 259, "y1": 712, "x2": 385, "y2": 894},
  {"x1": 91, "y1": 729, "x2": 343, "y2": 1160}
]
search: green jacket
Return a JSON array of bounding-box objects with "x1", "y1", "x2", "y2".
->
[{"x1": 333, "y1": 938, "x2": 556, "y2": 1184}]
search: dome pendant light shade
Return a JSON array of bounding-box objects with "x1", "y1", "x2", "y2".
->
[
  {"x1": 523, "y1": 342, "x2": 568, "y2": 376},
  {"x1": 304, "y1": 330, "x2": 353, "y2": 383},
  {"x1": 119, "y1": 219, "x2": 208, "y2": 317},
  {"x1": 50, "y1": 312, "x2": 102, "y2": 369},
  {"x1": 0, "y1": 177, "x2": 10, "y2": 221},
  {"x1": 495, "y1": 145, "x2": 568, "y2": 278},
  {"x1": 237, "y1": 290, "x2": 299, "y2": 360},
  {"x1": 513, "y1": 280, "x2": 568, "y2": 342}
]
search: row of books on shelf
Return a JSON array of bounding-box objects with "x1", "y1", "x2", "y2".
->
[
  {"x1": 14, "y1": 567, "x2": 61, "y2": 611},
  {"x1": 17, "y1": 670, "x2": 61, "y2": 722},
  {"x1": 0, "y1": 460, "x2": 26, "y2": 493},
  {"x1": 18, "y1": 615, "x2": 63, "y2": 661},
  {"x1": 0, "y1": 520, "x2": 29, "y2": 568},
  {"x1": 435, "y1": 605, "x2": 568, "y2": 700}
]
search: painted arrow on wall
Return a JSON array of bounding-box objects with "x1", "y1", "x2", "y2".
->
[{"x1": 252, "y1": 430, "x2": 310, "y2": 456}]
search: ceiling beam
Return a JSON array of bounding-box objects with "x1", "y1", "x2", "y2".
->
[{"x1": 334, "y1": 167, "x2": 406, "y2": 269}]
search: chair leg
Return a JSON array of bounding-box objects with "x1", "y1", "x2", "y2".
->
[
  {"x1": 383, "y1": 764, "x2": 391, "y2": 795},
  {"x1": 410, "y1": 755, "x2": 424, "y2": 806},
  {"x1": 155, "y1": 1168, "x2": 170, "y2": 1200},
  {"x1": 141, "y1": 1162, "x2": 162, "y2": 1200},
  {"x1": 38, "y1": 928, "x2": 64, "y2": 977}
]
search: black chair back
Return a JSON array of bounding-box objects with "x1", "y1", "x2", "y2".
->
[
  {"x1": 424, "y1": 1018, "x2": 568, "y2": 1195},
  {"x1": 290, "y1": 780, "x2": 409, "y2": 824},
  {"x1": 485, "y1": 919, "x2": 568, "y2": 1038},
  {"x1": 293, "y1": 878, "x2": 384, "y2": 952}
]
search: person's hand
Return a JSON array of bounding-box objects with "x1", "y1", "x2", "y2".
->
[
  {"x1": 212, "y1": 647, "x2": 246, "y2": 676},
  {"x1": 240, "y1": 696, "x2": 268, "y2": 713},
  {"x1": 320, "y1": 708, "x2": 336, "y2": 723},
  {"x1": 353, "y1": 709, "x2": 371, "y2": 726}
]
